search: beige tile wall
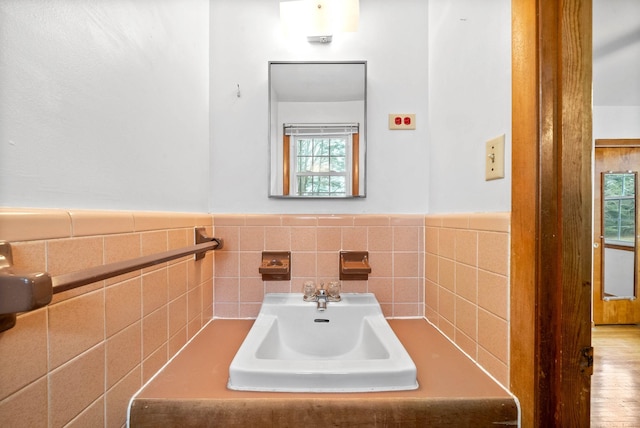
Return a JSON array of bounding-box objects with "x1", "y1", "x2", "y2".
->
[
  {"x1": 212, "y1": 214, "x2": 425, "y2": 319},
  {"x1": 0, "y1": 208, "x2": 214, "y2": 428},
  {"x1": 424, "y1": 212, "x2": 510, "y2": 386},
  {"x1": 0, "y1": 209, "x2": 511, "y2": 426}
]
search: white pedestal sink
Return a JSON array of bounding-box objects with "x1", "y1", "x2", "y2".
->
[{"x1": 227, "y1": 293, "x2": 418, "y2": 392}]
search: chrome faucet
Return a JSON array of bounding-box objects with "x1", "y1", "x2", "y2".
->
[{"x1": 316, "y1": 288, "x2": 328, "y2": 311}]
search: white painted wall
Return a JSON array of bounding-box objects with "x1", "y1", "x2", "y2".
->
[
  {"x1": 0, "y1": 0, "x2": 210, "y2": 212},
  {"x1": 593, "y1": 0, "x2": 640, "y2": 140},
  {"x1": 209, "y1": 0, "x2": 511, "y2": 214},
  {"x1": 594, "y1": 107, "x2": 640, "y2": 139},
  {"x1": 0, "y1": 0, "x2": 513, "y2": 214},
  {"x1": 427, "y1": 0, "x2": 512, "y2": 213},
  {"x1": 210, "y1": 0, "x2": 430, "y2": 214}
]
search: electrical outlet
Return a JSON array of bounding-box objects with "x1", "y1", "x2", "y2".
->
[
  {"x1": 388, "y1": 114, "x2": 416, "y2": 130},
  {"x1": 485, "y1": 135, "x2": 505, "y2": 180}
]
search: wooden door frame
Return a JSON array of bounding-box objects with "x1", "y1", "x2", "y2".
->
[{"x1": 511, "y1": 0, "x2": 592, "y2": 426}]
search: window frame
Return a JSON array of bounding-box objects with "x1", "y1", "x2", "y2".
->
[
  {"x1": 291, "y1": 133, "x2": 352, "y2": 197},
  {"x1": 602, "y1": 171, "x2": 637, "y2": 247}
]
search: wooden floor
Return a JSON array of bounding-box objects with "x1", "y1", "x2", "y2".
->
[{"x1": 591, "y1": 324, "x2": 640, "y2": 427}]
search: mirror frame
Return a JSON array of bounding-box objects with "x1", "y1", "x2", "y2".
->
[{"x1": 268, "y1": 61, "x2": 367, "y2": 199}]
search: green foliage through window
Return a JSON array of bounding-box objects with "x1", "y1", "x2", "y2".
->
[{"x1": 603, "y1": 173, "x2": 636, "y2": 244}]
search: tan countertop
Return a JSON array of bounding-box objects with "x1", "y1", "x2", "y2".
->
[{"x1": 129, "y1": 319, "x2": 517, "y2": 427}]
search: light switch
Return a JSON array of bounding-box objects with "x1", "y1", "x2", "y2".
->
[{"x1": 485, "y1": 135, "x2": 505, "y2": 180}]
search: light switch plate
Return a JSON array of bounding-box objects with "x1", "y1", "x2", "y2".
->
[
  {"x1": 485, "y1": 135, "x2": 505, "y2": 180},
  {"x1": 388, "y1": 114, "x2": 416, "y2": 130}
]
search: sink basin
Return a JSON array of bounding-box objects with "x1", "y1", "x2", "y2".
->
[{"x1": 227, "y1": 293, "x2": 418, "y2": 392}]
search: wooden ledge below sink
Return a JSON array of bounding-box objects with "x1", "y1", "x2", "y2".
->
[{"x1": 129, "y1": 319, "x2": 517, "y2": 427}]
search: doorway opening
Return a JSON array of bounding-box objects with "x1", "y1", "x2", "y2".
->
[{"x1": 593, "y1": 140, "x2": 640, "y2": 325}]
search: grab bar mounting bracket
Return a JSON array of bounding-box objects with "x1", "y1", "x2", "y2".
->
[
  {"x1": 0, "y1": 241, "x2": 53, "y2": 333},
  {"x1": 195, "y1": 228, "x2": 223, "y2": 260}
]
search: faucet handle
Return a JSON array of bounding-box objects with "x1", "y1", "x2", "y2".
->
[
  {"x1": 327, "y1": 280, "x2": 341, "y2": 301},
  {"x1": 303, "y1": 281, "x2": 317, "y2": 301}
]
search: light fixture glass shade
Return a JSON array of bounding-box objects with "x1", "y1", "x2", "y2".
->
[
  {"x1": 332, "y1": 0, "x2": 359, "y2": 32},
  {"x1": 280, "y1": 0, "x2": 359, "y2": 41}
]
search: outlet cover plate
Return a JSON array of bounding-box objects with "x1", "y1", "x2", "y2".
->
[{"x1": 388, "y1": 114, "x2": 416, "y2": 130}]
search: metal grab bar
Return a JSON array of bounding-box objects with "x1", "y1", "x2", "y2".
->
[
  {"x1": 0, "y1": 227, "x2": 223, "y2": 332},
  {"x1": 53, "y1": 231, "x2": 222, "y2": 294}
]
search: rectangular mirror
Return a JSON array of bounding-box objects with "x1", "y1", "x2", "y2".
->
[
  {"x1": 601, "y1": 171, "x2": 637, "y2": 300},
  {"x1": 269, "y1": 61, "x2": 367, "y2": 198}
]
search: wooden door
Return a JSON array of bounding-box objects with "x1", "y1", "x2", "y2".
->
[{"x1": 594, "y1": 139, "x2": 640, "y2": 324}]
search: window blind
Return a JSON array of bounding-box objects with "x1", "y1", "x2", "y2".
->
[{"x1": 284, "y1": 123, "x2": 359, "y2": 136}]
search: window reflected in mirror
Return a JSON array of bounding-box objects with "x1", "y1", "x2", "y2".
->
[{"x1": 284, "y1": 123, "x2": 359, "y2": 197}]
